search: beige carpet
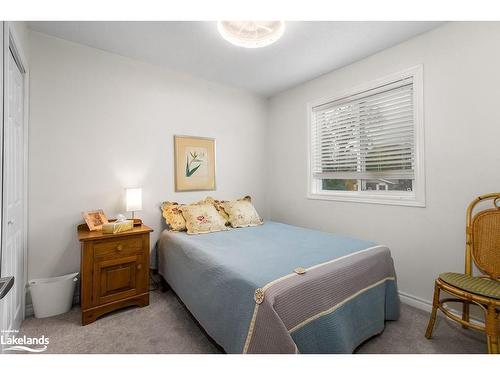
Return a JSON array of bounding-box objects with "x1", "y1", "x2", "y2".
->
[{"x1": 19, "y1": 289, "x2": 486, "y2": 354}]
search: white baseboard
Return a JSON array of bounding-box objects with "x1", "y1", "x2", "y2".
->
[
  {"x1": 398, "y1": 290, "x2": 484, "y2": 325},
  {"x1": 25, "y1": 303, "x2": 33, "y2": 318},
  {"x1": 399, "y1": 291, "x2": 433, "y2": 312}
]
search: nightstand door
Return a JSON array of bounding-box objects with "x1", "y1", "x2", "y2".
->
[{"x1": 92, "y1": 252, "x2": 148, "y2": 306}]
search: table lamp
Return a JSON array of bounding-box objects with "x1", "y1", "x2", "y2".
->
[{"x1": 125, "y1": 187, "x2": 142, "y2": 219}]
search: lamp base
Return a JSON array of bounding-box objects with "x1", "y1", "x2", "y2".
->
[
  {"x1": 132, "y1": 218, "x2": 143, "y2": 226},
  {"x1": 129, "y1": 211, "x2": 142, "y2": 226}
]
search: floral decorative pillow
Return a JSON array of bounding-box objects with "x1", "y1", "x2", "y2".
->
[
  {"x1": 204, "y1": 196, "x2": 230, "y2": 225},
  {"x1": 180, "y1": 203, "x2": 229, "y2": 235},
  {"x1": 221, "y1": 196, "x2": 263, "y2": 228},
  {"x1": 160, "y1": 201, "x2": 187, "y2": 231}
]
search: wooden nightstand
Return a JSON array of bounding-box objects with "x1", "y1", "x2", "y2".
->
[{"x1": 77, "y1": 223, "x2": 153, "y2": 325}]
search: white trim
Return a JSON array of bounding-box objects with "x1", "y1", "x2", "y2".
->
[
  {"x1": 0, "y1": 23, "x2": 3, "y2": 282},
  {"x1": 307, "y1": 65, "x2": 426, "y2": 207},
  {"x1": 24, "y1": 302, "x2": 33, "y2": 318},
  {"x1": 2, "y1": 22, "x2": 29, "y2": 325},
  {"x1": 12, "y1": 23, "x2": 30, "y2": 323},
  {"x1": 307, "y1": 191, "x2": 425, "y2": 207},
  {"x1": 399, "y1": 290, "x2": 434, "y2": 312},
  {"x1": 398, "y1": 291, "x2": 484, "y2": 325},
  {"x1": 242, "y1": 300, "x2": 260, "y2": 354}
]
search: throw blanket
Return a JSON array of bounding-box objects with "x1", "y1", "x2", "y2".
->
[{"x1": 158, "y1": 221, "x2": 399, "y2": 353}]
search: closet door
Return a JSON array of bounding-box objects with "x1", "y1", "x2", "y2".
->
[
  {"x1": 1, "y1": 40, "x2": 25, "y2": 335},
  {"x1": 0, "y1": 21, "x2": 5, "y2": 344}
]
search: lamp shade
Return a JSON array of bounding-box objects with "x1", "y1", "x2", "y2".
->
[{"x1": 125, "y1": 188, "x2": 142, "y2": 212}]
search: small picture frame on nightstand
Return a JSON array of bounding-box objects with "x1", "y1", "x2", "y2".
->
[{"x1": 82, "y1": 209, "x2": 109, "y2": 231}]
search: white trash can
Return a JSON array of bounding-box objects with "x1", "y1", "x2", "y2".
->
[{"x1": 29, "y1": 272, "x2": 79, "y2": 318}]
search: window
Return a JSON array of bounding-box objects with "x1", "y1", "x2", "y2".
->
[{"x1": 308, "y1": 66, "x2": 425, "y2": 206}]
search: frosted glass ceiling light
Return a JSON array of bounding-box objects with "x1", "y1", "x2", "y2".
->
[{"x1": 217, "y1": 21, "x2": 285, "y2": 48}]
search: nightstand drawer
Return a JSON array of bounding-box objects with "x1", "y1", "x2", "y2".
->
[{"x1": 93, "y1": 237, "x2": 143, "y2": 258}]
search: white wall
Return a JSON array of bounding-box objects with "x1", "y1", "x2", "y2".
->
[
  {"x1": 267, "y1": 22, "x2": 500, "y2": 307},
  {"x1": 28, "y1": 31, "x2": 268, "y2": 279}
]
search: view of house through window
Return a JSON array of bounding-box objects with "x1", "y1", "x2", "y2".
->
[{"x1": 322, "y1": 178, "x2": 413, "y2": 191}]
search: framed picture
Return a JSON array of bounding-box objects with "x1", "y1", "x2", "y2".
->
[
  {"x1": 82, "y1": 209, "x2": 109, "y2": 231},
  {"x1": 174, "y1": 135, "x2": 216, "y2": 192}
]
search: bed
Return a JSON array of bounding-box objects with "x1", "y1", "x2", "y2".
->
[{"x1": 157, "y1": 221, "x2": 399, "y2": 354}]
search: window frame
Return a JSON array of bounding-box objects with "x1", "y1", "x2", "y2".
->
[{"x1": 307, "y1": 65, "x2": 426, "y2": 207}]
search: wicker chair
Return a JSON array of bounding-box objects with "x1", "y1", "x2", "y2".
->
[{"x1": 425, "y1": 193, "x2": 500, "y2": 354}]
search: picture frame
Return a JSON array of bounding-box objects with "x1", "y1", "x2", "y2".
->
[
  {"x1": 174, "y1": 135, "x2": 216, "y2": 192},
  {"x1": 82, "y1": 209, "x2": 109, "y2": 231}
]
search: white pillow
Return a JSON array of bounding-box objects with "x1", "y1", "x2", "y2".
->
[{"x1": 220, "y1": 196, "x2": 263, "y2": 228}]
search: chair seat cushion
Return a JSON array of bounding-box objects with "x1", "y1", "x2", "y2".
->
[{"x1": 439, "y1": 272, "x2": 500, "y2": 299}]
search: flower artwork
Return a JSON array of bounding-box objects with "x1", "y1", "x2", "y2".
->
[
  {"x1": 185, "y1": 148, "x2": 208, "y2": 177},
  {"x1": 186, "y1": 151, "x2": 202, "y2": 177},
  {"x1": 174, "y1": 136, "x2": 216, "y2": 191}
]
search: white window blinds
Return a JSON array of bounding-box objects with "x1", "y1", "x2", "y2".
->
[{"x1": 311, "y1": 77, "x2": 415, "y2": 180}]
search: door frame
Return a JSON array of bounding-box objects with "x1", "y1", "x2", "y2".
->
[{"x1": 1, "y1": 21, "x2": 29, "y2": 321}]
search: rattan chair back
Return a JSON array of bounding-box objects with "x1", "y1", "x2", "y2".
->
[{"x1": 466, "y1": 193, "x2": 500, "y2": 279}]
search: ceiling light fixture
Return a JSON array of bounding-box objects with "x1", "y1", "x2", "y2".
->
[{"x1": 217, "y1": 21, "x2": 286, "y2": 49}]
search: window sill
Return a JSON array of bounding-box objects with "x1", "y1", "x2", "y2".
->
[{"x1": 307, "y1": 192, "x2": 426, "y2": 207}]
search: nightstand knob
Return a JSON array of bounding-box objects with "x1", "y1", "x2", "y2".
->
[
  {"x1": 116, "y1": 244, "x2": 123, "y2": 251},
  {"x1": 137, "y1": 264, "x2": 142, "y2": 270}
]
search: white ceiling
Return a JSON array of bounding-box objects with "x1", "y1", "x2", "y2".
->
[{"x1": 28, "y1": 21, "x2": 444, "y2": 97}]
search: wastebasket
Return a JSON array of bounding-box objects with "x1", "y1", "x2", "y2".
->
[{"x1": 29, "y1": 272, "x2": 79, "y2": 318}]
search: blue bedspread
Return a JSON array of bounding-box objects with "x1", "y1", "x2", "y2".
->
[{"x1": 158, "y1": 221, "x2": 399, "y2": 353}]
